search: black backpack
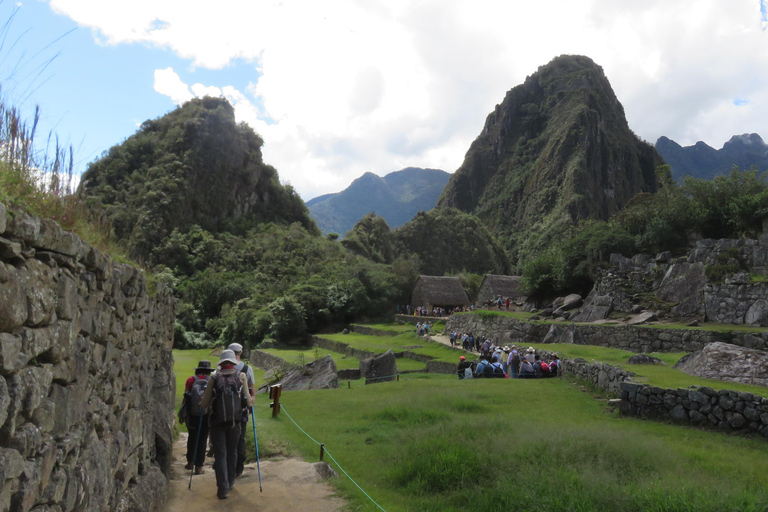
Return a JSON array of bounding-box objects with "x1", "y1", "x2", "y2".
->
[
  {"x1": 212, "y1": 372, "x2": 245, "y2": 426},
  {"x1": 186, "y1": 376, "x2": 210, "y2": 417},
  {"x1": 491, "y1": 362, "x2": 505, "y2": 378},
  {"x1": 482, "y1": 361, "x2": 494, "y2": 378}
]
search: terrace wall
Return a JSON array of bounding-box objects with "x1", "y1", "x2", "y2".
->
[
  {"x1": 558, "y1": 357, "x2": 768, "y2": 437},
  {"x1": 445, "y1": 314, "x2": 768, "y2": 353}
]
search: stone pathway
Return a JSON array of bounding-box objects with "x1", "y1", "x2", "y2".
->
[{"x1": 165, "y1": 433, "x2": 345, "y2": 511}]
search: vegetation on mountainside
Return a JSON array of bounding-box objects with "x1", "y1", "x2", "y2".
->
[
  {"x1": 437, "y1": 55, "x2": 661, "y2": 266},
  {"x1": 79, "y1": 97, "x2": 317, "y2": 263},
  {"x1": 522, "y1": 165, "x2": 768, "y2": 296},
  {"x1": 343, "y1": 208, "x2": 510, "y2": 275}
]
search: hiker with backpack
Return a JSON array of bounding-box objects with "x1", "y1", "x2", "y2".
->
[
  {"x1": 457, "y1": 355, "x2": 473, "y2": 379},
  {"x1": 199, "y1": 350, "x2": 254, "y2": 500},
  {"x1": 227, "y1": 343, "x2": 256, "y2": 479},
  {"x1": 182, "y1": 360, "x2": 214, "y2": 474}
]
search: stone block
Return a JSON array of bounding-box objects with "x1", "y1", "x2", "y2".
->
[
  {"x1": 0, "y1": 262, "x2": 28, "y2": 331},
  {"x1": 689, "y1": 410, "x2": 706, "y2": 423},
  {"x1": 10, "y1": 459, "x2": 41, "y2": 512},
  {"x1": 0, "y1": 236, "x2": 22, "y2": 259},
  {"x1": 7, "y1": 209, "x2": 40, "y2": 243},
  {"x1": 56, "y1": 272, "x2": 78, "y2": 321},
  {"x1": 670, "y1": 404, "x2": 688, "y2": 421},
  {"x1": 9, "y1": 423, "x2": 43, "y2": 458},
  {"x1": 31, "y1": 398, "x2": 55, "y2": 433},
  {"x1": 0, "y1": 333, "x2": 28, "y2": 374},
  {"x1": 50, "y1": 384, "x2": 86, "y2": 437}
]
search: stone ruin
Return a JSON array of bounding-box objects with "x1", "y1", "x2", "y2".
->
[{"x1": 0, "y1": 203, "x2": 176, "y2": 512}]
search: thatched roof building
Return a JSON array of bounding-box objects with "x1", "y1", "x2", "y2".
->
[
  {"x1": 410, "y1": 276, "x2": 469, "y2": 310},
  {"x1": 475, "y1": 275, "x2": 525, "y2": 305}
]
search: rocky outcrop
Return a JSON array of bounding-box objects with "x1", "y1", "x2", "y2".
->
[
  {"x1": 277, "y1": 355, "x2": 340, "y2": 391},
  {"x1": 361, "y1": 350, "x2": 398, "y2": 384},
  {"x1": 627, "y1": 354, "x2": 667, "y2": 365},
  {"x1": 0, "y1": 203, "x2": 175, "y2": 512},
  {"x1": 673, "y1": 342, "x2": 768, "y2": 387}
]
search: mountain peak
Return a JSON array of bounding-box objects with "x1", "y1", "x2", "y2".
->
[
  {"x1": 437, "y1": 55, "x2": 660, "y2": 263},
  {"x1": 656, "y1": 133, "x2": 768, "y2": 181}
]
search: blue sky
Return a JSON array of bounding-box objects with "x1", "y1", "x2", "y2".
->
[{"x1": 4, "y1": 1, "x2": 768, "y2": 200}]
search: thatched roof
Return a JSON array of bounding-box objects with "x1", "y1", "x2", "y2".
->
[
  {"x1": 411, "y1": 276, "x2": 469, "y2": 306},
  {"x1": 477, "y1": 274, "x2": 524, "y2": 300}
]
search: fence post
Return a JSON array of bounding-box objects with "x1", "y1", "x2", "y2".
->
[
  {"x1": 270, "y1": 384, "x2": 282, "y2": 417},
  {"x1": 348, "y1": 380, "x2": 351, "y2": 389},
  {"x1": 319, "y1": 443, "x2": 325, "y2": 461},
  {"x1": 397, "y1": 374, "x2": 400, "y2": 382}
]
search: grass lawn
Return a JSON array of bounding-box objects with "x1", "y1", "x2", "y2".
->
[
  {"x1": 259, "y1": 375, "x2": 768, "y2": 512},
  {"x1": 321, "y1": 331, "x2": 469, "y2": 362},
  {"x1": 354, "y1": 322, "x2": 415, "y2": 334},
  {"x1": 260, "y1": 346, "x2": 360, "y2": 370}
]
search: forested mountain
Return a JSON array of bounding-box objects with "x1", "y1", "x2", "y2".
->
[
  {"x1": 437, "y1": 55, "x2": 662, "y2": 265},
  {"x1": 307, "y1": 167, "x2": 449, "y2": 236},
  {"x1": 79, "y1": 97, "x2": 317, "y2": 262},
  {"x1": 656, "y1": 133, "x2": 768, "y2": 181}
]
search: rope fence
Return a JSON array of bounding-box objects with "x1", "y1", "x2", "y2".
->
[{"x1": 279, "y1": 403, "x2": 388, "y2": 512}]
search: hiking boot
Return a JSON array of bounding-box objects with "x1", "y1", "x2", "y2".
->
[
  {"x1": 184, "y1": 463, "x2": 193, "y2": 471},
  {"x1": 195, "y1": 466, "x2": 204, "y2": 475}
]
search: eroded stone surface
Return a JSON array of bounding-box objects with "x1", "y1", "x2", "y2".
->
[{"x1": 674, "y1": 342, "x2": 768, "y2": 387}]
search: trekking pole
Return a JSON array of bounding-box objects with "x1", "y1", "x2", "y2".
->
[
  {"x1": 250, "y1": 405, "x2": 263, "y2": 492},
  {"x1": 188, "y1": 414, "x2": 203, "y2": 490}
]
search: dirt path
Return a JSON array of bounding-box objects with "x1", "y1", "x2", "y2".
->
[{"x1": 165, "y1": 433, "x2": 346, "y2": 512}]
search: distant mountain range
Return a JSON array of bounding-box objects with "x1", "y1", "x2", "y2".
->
[
  {"x1": 656, "y1": 133, "x2": 768, "y2": 181},
  {"x1": 307, "y1": 167, "x2": 450, "y2": 236}
]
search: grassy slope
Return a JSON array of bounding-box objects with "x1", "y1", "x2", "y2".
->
[
  {"x1": 263, "y1": 375, "x2": 768, "y2": 512},
  {"x1": 322, "y1": 331, "x2": 468, "y2": 363}
]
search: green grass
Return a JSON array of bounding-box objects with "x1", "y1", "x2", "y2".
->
[
  {"x1": 354, "y1": 322, "x2": 415, "y2": 334},
  {"x1": 262, "y1": 375, "x2": 768, "y2": 512},
  {"x1": 260, "y1": 346, "x2": 360, "y2": 370},
  {"x1": 322, "y1": 331, "x2": 470, "y2": 363}
]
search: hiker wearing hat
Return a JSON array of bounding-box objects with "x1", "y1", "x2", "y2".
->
[
  {"x1": 457, "y1": 355, "x2": 472, "y2": 379},
  {"x1": 507, "y1": 349, "x2": 520, "y2": 378},
  {"x1": 200, "y1": 350, "x2": 254, "y2": 499},
  {"x1": 182, "y1": 360, "x2": 214, "y2": 474},
  {"x1": 226, "y1": 343, "x2": 256, "y2": 478}
]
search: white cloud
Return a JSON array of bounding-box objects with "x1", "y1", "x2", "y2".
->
[
  {"x1": 153, "y1": 67, "x2": 192, "y2": 104},
  {"x1": 53, "y1": 0, "x2": 768, "y2": 198}
]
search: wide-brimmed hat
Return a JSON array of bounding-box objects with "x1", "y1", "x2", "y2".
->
[
  {"x1": 227, "y1": 343, "x2": 243, "y2": 353},
  {"x1": 527, "y1": 347, "x2": 535, "y2": 353},
  {"x1": 503, "y1": 346, "x2": 510, "y2": 352},
  {"x1": 195, "y1": 360, "x2": 213, "y2": 373},
  {"x1": 218, "y1": 349, "x2": 238, "y2": 365}
]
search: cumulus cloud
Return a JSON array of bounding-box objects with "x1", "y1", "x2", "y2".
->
[
  {"x1": 53, "y1": 0, "x2": 768, "y2": 198},
  {"x1": 153, "y1": 67, "x2": 192, "y2": 104}
]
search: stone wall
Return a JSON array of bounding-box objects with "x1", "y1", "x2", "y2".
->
[
  {"x1": 249, "y1": 349, "x2": 288, "y2": 370},
  {"x1": 0, "y1": 204, "x2": 176, "y2": 512},
  {"x1": 557, "y1": 354, "x2": 768, "y2": 437},
  {"x1": 558, "y1": 358, "x2": 635, "y2": 395},
  {"x1": 445, "y1": 313, "x2": 768, "y2": 353},
  {"x1": 618, "y1": 382, "x2": 768, "y2": 437}
]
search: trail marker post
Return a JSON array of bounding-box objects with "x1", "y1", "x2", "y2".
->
[{"x1": 269, "y1": 384, "x2": 282, "y2": 417}]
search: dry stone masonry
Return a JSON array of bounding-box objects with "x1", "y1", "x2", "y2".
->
[{"x1": 0, "y1": 204, "x2": 175, "y2": 512}]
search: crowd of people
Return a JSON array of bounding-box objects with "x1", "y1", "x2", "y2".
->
[
  {"x1": 454, "y1": 340, "x2": 559, "y2": 379},
  {"x1": 396, "y1": 304, "x2": 476, "y2": 317}
]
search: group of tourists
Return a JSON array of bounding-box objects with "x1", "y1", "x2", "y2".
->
[
  {"x1": 178, "y1": 342, "x2": 255, "y2": 500},
  {"x1": 416, "y1": 321, "x2": 433, "y2": 336},
  {"x1": 457, "y1": 345, "x2": 559, "y2": 380},
  {"x1": 396, "y1": 305, "x2": 477, "y2": 317}
]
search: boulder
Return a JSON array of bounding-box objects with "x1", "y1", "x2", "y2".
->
[
  {"x1": 674, "y1": 342, "x2": 768, "y2": 387},
  {"x1": 361, "y1": 350, "x2": 398, "y2": 384},
  {"x1": 571, "y1": 304, "x2": 612, "y2": 323},
  {"x1": 745, "y1": 299, "x2": 768, "y2": 326},
  {"x1": 627, "y1": 354, "x2": 667, "y2": 365},
  {"x1": 656, "y1": 262, "x2": 706, "y2": 317},
  {"x1": 627, "y1": 311, "x2": 657, "y2": 325},
  {"x1": 278, "y1": 355, "x2": 340, "y2": 391}
]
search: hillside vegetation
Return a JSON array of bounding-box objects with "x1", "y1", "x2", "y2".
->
[{"x1": 79, "y1": 97, "x2": 317, "y2": 262}]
